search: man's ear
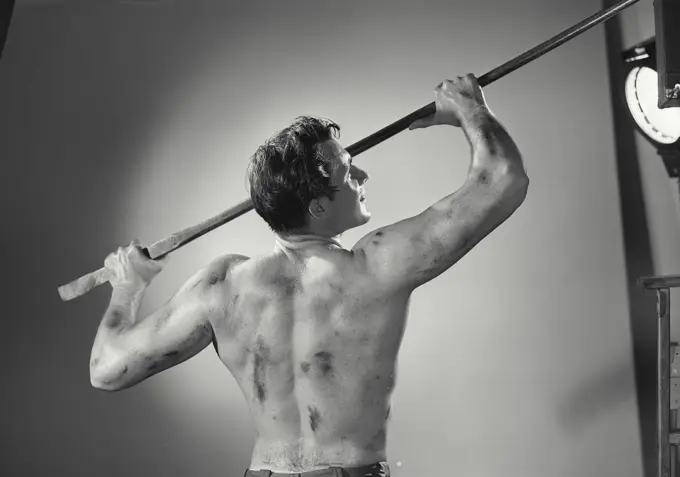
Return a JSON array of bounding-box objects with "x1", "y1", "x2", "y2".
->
[{"x1": 308, "y1": 197, "x2": 327, "y2": 219}]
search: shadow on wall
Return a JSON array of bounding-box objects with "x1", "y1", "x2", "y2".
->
[
  {"x1": 557, "y1": 357, "x2": 640, "y2": 433},
  {"x1": 0, "y1": 6, "x2": 247, "y2": 477},
  {"x1": 0, "y1": 0, "x2": 15, "y2": 58}
]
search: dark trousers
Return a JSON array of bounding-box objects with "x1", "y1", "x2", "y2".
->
[{"x1": 244, "y1": 462, "x2": 390, "y2": 477}]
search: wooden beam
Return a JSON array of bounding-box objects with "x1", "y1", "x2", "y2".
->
[{"x1": 639, "y1": 275, "x2": 680, "y2": 290}]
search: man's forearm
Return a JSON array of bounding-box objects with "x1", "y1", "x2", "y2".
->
[
  {"x1": 108, "y1": 284, "x2": 146, "y2": 326},
  {"x1": 460, "y1": 108, "x2": 526, "y2": 178},
  {"x1": 96, "y1": 285, "x2": 146, "y2": 338},
  {"x1": 90, "y1": 284, "x2": 146, "y2": 381}
]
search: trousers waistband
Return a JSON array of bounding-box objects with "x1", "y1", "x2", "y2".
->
[{"x1": 244, "y1": 461, "x2": 389, "y2": 477}]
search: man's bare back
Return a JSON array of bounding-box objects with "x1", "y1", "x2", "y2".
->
[
  {"x1": 89, "y1": 75, "x2": 529, "y2": 476},
  {"x1": 213, "y1": 244, "x2": 408, "y2": 472}
]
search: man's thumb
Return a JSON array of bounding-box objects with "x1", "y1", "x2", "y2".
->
[{"x1": 409, "y1": 115, "x2": 434, "y2": 130}]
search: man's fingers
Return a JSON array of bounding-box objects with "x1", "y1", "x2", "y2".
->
[
  {"x1": 129, "y1": 242, "x2": 169, "y2": 266},
  {"x1": 119, "y1": 239, "x2": 168, "y2": 266},
  {"x1": 129, "y1": 246, "x2": 151, "y2": 262},
  {"x1": 409, "y1": 115, "x2": 435, "y2": 130},
  {"x1": 127, "y1": 240, "x2": 149, "y2": 258}
]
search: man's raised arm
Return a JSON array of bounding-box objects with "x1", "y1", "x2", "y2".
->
[
  {"x1": 353, "y1": 74, "x2": 529, "y2": 292},
  {"x1": 89, "y1": 242, "x2": 246, "y2": 391}
]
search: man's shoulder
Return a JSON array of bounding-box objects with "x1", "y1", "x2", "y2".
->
[
  {"x1": 193, "y1": 253, "x2": 251, "y2": 289},
  {"x1": 350, "y1": 228, "x2": 386, "y2": 257},
  {"x1": 348, "y1": 219, "x2": 429, "y2": 293},
  {"x1": 210, "y1": 253, "x2": 251, "y2": 268}
]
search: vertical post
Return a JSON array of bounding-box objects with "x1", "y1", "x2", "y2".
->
[
  {"x1": 672, "y1": 409, "x2": 678, "y2": 477},
  {"x1": 639, "y1": 275, "x2": 680, "y2": 477},
  {"x1": 669, "y1": 406, "x2": 680, "y2": 477},
  {"x1": 659, "y1": 288, "x2": 671, "y2": 477}
]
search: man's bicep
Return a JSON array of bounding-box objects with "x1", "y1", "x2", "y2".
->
[
  {"x1": 135, "y1": 298, "x2": 213, "y2": 373},
  {"x1": 117, "y1": 272, "x2": 216, "y2": 385},
  {"x1": 354, "y1": 178, "x2": 525, "y2": 290}
]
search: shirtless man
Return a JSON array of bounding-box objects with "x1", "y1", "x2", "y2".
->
[{"x1": 89, "y1": 74, "x2": 529, "y2": 477}]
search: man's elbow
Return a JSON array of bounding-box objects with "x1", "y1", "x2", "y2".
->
[
  {"x1": 91, "y1": 378, "x2": 121, "y2": 392},
  {"x1": 509, "y1": 170, "x2": 529, "y2": 200},
  {"x1": 474, "y1": 163, "x2": 529, "y2": 198},
  {"x1": 502, "y1": 173, "x2": 529, "y2": 214},
  {"x1": 90, "y1": 364, "x2": 129, "y2": 392},
  {"x1": 484, "y1": 167, "x2": 530, "y2": 216}
]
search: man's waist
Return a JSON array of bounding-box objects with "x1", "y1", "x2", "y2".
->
[{"x1": 244, "y1": 461, "x2": 390, "y2": 477}]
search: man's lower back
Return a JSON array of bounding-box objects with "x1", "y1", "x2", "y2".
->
[{"x1": 211, "y1": 251, "x2": 407, "y2": 474}]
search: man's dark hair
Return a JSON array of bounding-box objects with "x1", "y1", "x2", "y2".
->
[{"x1": 247, "y1": 116, "x2": 341, "y2": 234}]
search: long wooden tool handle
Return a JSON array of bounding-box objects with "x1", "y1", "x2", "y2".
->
[
  {"x1": 58, "y1": 198, "x2": 253, "y2": 301},
  {"x1": 346, "y1": 0, "x2": 641, "y2": 156},
  {"x1": 58, "y1": 0, "x2": 640, "y2": 302}
]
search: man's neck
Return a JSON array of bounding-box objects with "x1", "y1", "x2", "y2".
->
[{"x1": 274, "y1": 232, "x2": 343, "y2": 256}]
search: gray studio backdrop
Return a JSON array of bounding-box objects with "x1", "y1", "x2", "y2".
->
[{"x1": 1, "y1": 0, "x2": 659, "y2": 476}]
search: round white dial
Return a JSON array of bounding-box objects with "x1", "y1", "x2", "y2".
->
[{"x1": 624, "y1": 66, "x2": 680, "y2": 145}]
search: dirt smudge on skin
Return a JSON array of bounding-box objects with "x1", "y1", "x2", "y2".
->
[
  {"x1": 308, "y1": 405, "x2": 321, "y2": 432},
  {"x1": 253, "y1": 336, "x2": 270, "y2": 403},
  {"x1": 313, "y1": 351, "x2": 333, "y2": 375}
]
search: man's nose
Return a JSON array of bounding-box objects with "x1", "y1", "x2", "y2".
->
[{"x1": 352, "y1": 166, "x2": 369, "y2": 184}]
